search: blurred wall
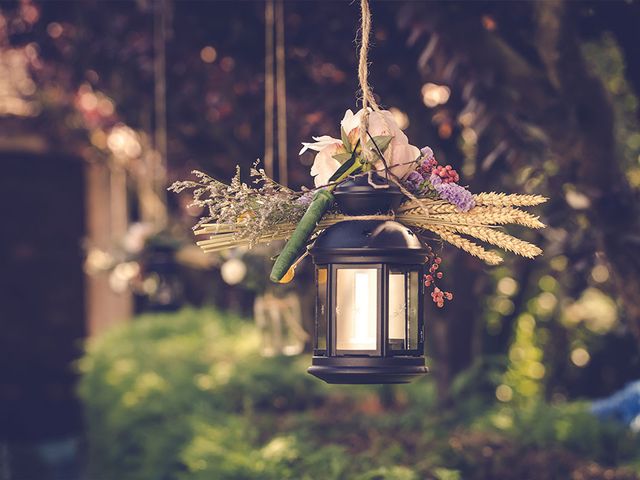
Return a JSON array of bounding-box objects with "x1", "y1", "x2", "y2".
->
[{"x1": 0, "y1": 151, "x2": 85, "y2": 440}]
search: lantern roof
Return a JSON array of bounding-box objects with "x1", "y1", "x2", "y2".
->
[{"x1": 310, "y1": 220, "x2": 428, "y2": 264}]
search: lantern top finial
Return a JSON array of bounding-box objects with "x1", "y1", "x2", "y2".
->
[{"x1": 333, "y1": 172, "x2": 404, "y2": 215}]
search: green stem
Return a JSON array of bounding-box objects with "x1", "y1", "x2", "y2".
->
[
  {"x1": 269, "y1": 156, "x2": 365, "y2": 283},
  {"x1": 270, "y1": 189, "x2": 335, "y2": 282}
]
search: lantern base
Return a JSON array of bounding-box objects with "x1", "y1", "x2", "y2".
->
[{"x1": 308, "y1": 356, "x2": 428, "y2": 384}]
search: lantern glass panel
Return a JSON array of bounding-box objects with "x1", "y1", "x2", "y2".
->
[
  {"x1": 388, "y1": 269, "x2": 421, "y2": 351},
  {"x1": 388, "y1": 271, "x2": 407, "y2": 350},
  {"x1": 335, "y1": 267, "x2": 378, "y2": 352},
  {"x1": 407, "y1": 270, "x2": 420, "y2": 350},
  {"x1": 315, "y1": 267, "x2": 328, "y2": 352}
]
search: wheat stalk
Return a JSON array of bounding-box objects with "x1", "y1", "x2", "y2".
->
[
  {"x1": 398, "y1": 207, "x2": 544, "y2": 230},
  {"x1": 398, "y1": 199, "x2": 459, "y2": 214},
  {"x1": 419, "y1": 225, "x2": 504, "y2": 265},
  {"x1": 432, "y1": 207, "x2": 545, "y2": 229},
  {"x1": 444, "y1": 224, "x2": 542, "y2": 258},
  {"x1": 473, "y1": 192, "x2": 547, "y2": 207}
]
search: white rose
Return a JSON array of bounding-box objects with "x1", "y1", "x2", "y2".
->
[{"x1": 309, "y1": 141, "x2": 343, "y2": 187}]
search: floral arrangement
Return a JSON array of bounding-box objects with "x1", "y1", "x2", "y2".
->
[{"x1": 171, "y1": 108, "x2": 546, "y2": 307}]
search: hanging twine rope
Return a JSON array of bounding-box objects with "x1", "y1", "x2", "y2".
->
[
  {"x1": 356, "y1": 0, "x2": 430, "y2": 215},
  {"x1": 358, "y1": 0, "x2": 380, "y2": 165},
  {"x1": 358, "y1": 0, "x2": 379, "y2": 113}
]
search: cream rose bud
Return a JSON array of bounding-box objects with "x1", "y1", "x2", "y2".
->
[
  {"x1": 310, "y1": 141, "x2": 343, "y2": 187},
  {"x1": 383, "y1": 142, "x2": 421, "y2": 179},
  {"x1": 340, "y1": 108, "x2": 420, "y2": 179}
]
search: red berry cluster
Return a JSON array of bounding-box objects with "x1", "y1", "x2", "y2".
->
[
  {"x1": 430, "y1": 287, "x2": 454, "y2": 308},
  {"x1": 432, "y1": 164, "x2": 460, "y2": 183},
  {"x1": 423, "y1": 247, "x2": 454, "y2": 308},
  {"x1": 417, "y1": 155, "x2": 438, "y2": 176}
]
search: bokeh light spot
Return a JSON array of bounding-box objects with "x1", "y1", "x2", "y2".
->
[
  {"x1": 497, "y1": 277, "x2": 518, "y2": 296},
  {"x1": 496, "y1": 384, "x2": 513, "y2": 402},
  {"x1": 47, "y1": 22, "x2": 63, "y2": 38},
  {"x1": 200, "y1": 46, "x2": 218, "y2": 63},
  {"x1": 570, "y1": 348, "x2": 590, "y2": 367},
  {"x1": 421, "y1": 82, "x2": 450, "y2": 108},
  {"x1": 591, "y1": 264, "x2": 610, "y2": 283}
]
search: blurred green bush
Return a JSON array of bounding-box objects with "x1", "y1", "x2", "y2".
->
[
  {"x1": 78, "y1": 308, "x2": 328, "y2": 479},
  {"x1": 77, "y1": 308, "x2": 414, "y2": 479},
  {"x1": 78, "y1": 308, "x2": 640, "y2": 480}
]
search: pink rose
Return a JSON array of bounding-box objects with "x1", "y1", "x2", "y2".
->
[
  {"x1": 342, "y1": 108, "x2": 420, "y2": 179},
  {"x1": 300, "y1": 108, "x2": 421, "y2": 188}
]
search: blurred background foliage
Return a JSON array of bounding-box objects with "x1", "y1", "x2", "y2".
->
[
  {"x1": 1, "y1": 0, "x2": 640, "y2": 478},
  {"x1": 78, "y1": 309, "x2": 640, "y2": 479}
]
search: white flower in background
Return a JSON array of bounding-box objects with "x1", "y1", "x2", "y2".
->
[{"x1": 302, "y1": 108, "x2": 421, "y2": 188}]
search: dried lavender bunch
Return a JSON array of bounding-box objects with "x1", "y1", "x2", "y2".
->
[{"x1": 169, "y1": 164, "x2": 308, "y2": 247}]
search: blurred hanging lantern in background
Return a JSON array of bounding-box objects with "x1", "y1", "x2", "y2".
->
[
  {"x1": 239, "y1": 246, "x2": 308, "y2": 358},
  {"x1": 139, "y1": 235, "x2": 184, "y2": 312},
  {"x1": 254, "y1": 291, "x2": 307, "y2": 357}
]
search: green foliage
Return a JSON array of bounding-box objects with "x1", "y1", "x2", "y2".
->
[
  {"x1": 79, "y1": 308, "x2": 640, "y2": 480},
  {"x1": 332, "y1": 151, "x2": 354, "y2": 163},
  {"x1": 475, "y1": 402, "x2": 640, "y2": 466},
  {"x1": 180, "y1": 425, "x2": 352, "y2": 480},
  {"x1": 78, "y1": 308, "x2": 325, "y2": 479},
  {"x1": 431, "y1": 468, "x2": 462, "y2": 480},
  {"x1": 502, "y1": 313, "x2": 546, "y2": 400},
  {"x1": 355, "y1": 466, "x2": 418, "y2": 480},
  {"x1": 448, "y1": 356, "x2": 507, "y2": 421},
  {"x1": 341, "y1": 126, "x2": 352, "y2": 152},
  {"x1": 366, "y1": 134, "x2": 393, "y2": 155},
  {"x1": 583, "y1": 33, "x2": 640, "y2": 182}
]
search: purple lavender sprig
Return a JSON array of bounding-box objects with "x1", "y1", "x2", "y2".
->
[
  {"x1": 430, "y1": 174, "x2": 475, "y2": 212},
  {"x1": 402, "y1": 147, "x2": 475, "y2": 211}
]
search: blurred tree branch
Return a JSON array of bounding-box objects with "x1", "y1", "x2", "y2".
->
[
  {"x1": 533, "y1": 0, "x2": 640, "y2": 339},
  {"x1": 400, "y1": 0, "x2": 640, "y2": 400}
]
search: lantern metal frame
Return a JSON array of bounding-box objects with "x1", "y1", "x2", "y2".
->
[{"x1": 307, "y1": 173, "x2": 430, "y2": 384}]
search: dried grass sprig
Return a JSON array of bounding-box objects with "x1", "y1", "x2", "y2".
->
[
  {"x1": 194, "y1": 215, "x2": 348, "y2": 253},
  {"x1": 170, "y1": 166, "x2": 308, "y2": 246},
  {"x1": 397, "y1": 209, "x2": 543, "y2": 230}
]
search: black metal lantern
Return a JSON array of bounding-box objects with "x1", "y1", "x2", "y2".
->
[{"x1": 308, "y1": 174, "x2": 429, "y2": 384}]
